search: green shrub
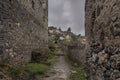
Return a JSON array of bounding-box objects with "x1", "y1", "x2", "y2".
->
[
  {"x1": 10, "y1": 63, "x2": 50, "y2": 79},
  {"x1": 20, "y1": 63, "x2": 49, "y2": 75},
  {"x1": 70, "y1": 67, "x2": 85, "y2": 80}
]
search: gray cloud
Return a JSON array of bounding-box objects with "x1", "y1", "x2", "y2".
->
[{"x1": 48, "y1": 0, "x2": 85, "y2": 35}]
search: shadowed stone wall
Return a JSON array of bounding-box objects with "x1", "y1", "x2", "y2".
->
[
  {"x1": 0, "y1": 0, "x2": 48, "y2": 66},
  {"x1": 85, "y1": 0, "x2": 120, "y2": 80},
  {"x1": 68, "y1": 46, "x2": 85, "y2": 66}
]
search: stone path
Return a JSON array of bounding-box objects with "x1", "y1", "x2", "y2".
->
[{"x1": 42, "y1": 50, "x2": 71, "y2": 80}]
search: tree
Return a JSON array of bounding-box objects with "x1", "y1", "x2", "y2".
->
[
  {"x1": 59, "y1": 27, "x2": 61, "y2": 31},
  {"x1": 67, "y1": 27, "x2": 71, "y2": 32}
]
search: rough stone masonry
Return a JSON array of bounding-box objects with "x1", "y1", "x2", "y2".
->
[
  {"x1": 85, "y1": 0, "x2": 120, "y2": 80},
  {"x1": 0, "y1": 0, "x2": 48, "y2": 66}
]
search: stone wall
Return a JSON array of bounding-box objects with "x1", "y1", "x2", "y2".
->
[
  {"x1": 0, "y1": 0, "x2": 48, "y2": 66},
  {"x1": 68, "y1": 46, "x2": 85, "y2": 66},
  {"x1": 85, "y1": 0, "x2": 120, "y2": 80}
]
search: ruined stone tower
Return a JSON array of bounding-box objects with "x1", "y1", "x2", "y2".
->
[
  {"x1": 85, "y1": 0, "x2": 120, "y2": 80},
  {"x1": 0, "y1": 0, "x2": 48, "y2": 66}
]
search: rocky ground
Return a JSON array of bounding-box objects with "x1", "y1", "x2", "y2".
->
[{"x1": 42, "y1": 50, "x2": 71, "y2": 80}]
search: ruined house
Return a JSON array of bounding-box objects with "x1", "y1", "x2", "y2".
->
[{"x1": 0, "y1": 0, "x2": 48, "y2": 66}]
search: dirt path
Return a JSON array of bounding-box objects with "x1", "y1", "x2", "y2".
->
[{"x1": 43, "y1": 50, "x2": 71, "y2": 80}]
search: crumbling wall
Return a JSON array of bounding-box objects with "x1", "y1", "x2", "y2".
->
[
  {"x1": 85, "y1": 0, "x2": 120, "y2": 80},
  {"x1": 0, "y1": 0, "x2": 48, "y2": 66},
  {"x1": 68, "y1": 46, "x2": 85, "y2": 66}
]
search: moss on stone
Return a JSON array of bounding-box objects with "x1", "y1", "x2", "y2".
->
[{"x1": 10, "y1": 48, "x2": 56, "y2": 79}]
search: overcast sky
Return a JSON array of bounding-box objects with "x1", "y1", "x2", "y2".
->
[{"x1": 48, "y1": 0, "x2": 85, "y2": 35}]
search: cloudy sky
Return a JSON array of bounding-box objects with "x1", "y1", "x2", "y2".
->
[{"x1": 48, "y1": 0, "x2": 85, "y2": 35}]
